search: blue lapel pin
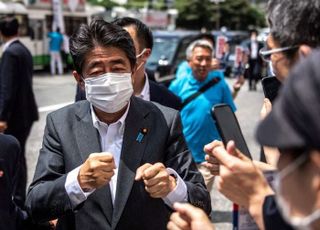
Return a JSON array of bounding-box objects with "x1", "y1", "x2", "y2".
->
[{"x1": 136, "y1": 128, "x2": 148, "y2": 143}]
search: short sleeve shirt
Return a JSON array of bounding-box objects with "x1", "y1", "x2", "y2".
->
[{"x1": 169, "y1": 70, "x2": 236, "y2": 163}]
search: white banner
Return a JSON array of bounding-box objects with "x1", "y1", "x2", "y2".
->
[
  {"x1": 52, "y1": 0, "x2": 65, "y2": 33},
  {"x1": 68, "y1": 0, "x2": 79, "y2": 12},
  {"x1": 215, "y1": 35, "x2": 227, "y2": 59},
  {"x1": 234, "y1": 45, "x2": 243, "y2": 68}
]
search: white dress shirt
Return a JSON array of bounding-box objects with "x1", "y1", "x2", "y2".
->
[
  {"x1": 250, "y1": 40, "x2": 258, "y2": 59},
  {"x1": 65, "y1": 103, "x2": 187, "y2": 208}
]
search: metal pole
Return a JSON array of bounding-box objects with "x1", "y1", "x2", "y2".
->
[
  {"x1": 210, "y1": 0, "x2": 225, "y2": 30},
  {"x1": 216, "y1": 3, "x2": 220, "y2": 30}
]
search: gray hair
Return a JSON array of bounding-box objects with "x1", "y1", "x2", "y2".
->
[
  {"x1": 186, "y1": 39, "x2": 213, "y2": 60},
  {"x1": 267, "y1": 0, "x2": 320, "y2": 54}
]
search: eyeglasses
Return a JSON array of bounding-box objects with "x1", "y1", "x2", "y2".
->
[{"x1": 259, "y1": 46, "x2": 299, "y2": 62}]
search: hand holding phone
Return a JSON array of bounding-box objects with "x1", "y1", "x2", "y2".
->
[{"x1": 211, "y1": 104, "x2": 252, "y2": 159}]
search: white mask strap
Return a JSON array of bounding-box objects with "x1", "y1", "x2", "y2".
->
[{"x1": 136, "y1": 48, "x2": 147, "y2": 59}]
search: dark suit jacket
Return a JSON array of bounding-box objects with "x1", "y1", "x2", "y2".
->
[
  {"x1": 149, "y1": 80, "x2": 181, "y2": 111},
  {"x1": 0, "y1": 40, "x2": 38, "y2": 132},
  {"x1": 0, "y1": 134, "x2": 26, "y2": 230},
  {"x1": 26, "y1": 97, "x2": 211, "y2": 230},
  {"x1": 245, "y1": 40, "x2": 264, "y2": 76}
]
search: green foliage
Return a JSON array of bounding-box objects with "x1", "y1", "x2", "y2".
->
[
  {"x1": 175, "y1": 0, "x2": 213, "y2": 30},
  {"x1": 86, "y1": 0, "x2": 266, "y2": 30},
  {"x1": 125, "y1": 0, "x2": 146, "y2": 9},
  {"x1": 124, "y1": 0, "x2": 167, "y2": 10},
  {"x1": 86, "y1": 0, "x2": 119, "y2": 10},
  {"x1": 176, "y1": 0, "x2": 266, "y2": 30}
]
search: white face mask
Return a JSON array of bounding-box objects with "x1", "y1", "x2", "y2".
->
[
  {"x1": 274, "y1": 154, "x2": 320, "y2": 230},
  {"x1": 84, "y1": 72, "x2": 133, "y2": 113}
]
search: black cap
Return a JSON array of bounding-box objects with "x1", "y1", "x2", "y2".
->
[{"x1": 256, "y1": 50, "x2": 320, "y2": 150}]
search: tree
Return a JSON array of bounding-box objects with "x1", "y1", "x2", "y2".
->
[
  {"x1": 176, "y1": 0, "x2": 266, "y2": 30},
  {"x1": 175, "y1": 0, "x2": 213, "y2": 30},
  {"x1": 86, "y1": 0, "x2": 119, "y2": 10}
]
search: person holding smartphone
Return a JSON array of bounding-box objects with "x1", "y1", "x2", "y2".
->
[{"x1": 168, "y1": 0, "x2": 320, "y2": 230}]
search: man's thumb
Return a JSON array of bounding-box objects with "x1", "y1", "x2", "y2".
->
[{"x1": 226, "y1": 141, "x2": 250, "y2": 161}]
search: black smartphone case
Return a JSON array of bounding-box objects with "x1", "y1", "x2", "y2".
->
[{"x1": 211, "y1": 104, "x2": 252, "y2": 159}]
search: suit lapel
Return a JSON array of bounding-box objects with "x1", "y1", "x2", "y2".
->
[
  {"x1": 74, "y1": 101, "x2": 113, "y2": 225},
  {"x1": 75, "y1": 102, "x2": 101, "y2": 161},
  {"x1": 112, "y1": 97, "x2": 150, "y2": 228}
]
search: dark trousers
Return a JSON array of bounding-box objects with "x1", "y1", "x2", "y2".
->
[
  {"x1": 5, "y1": 123, "x2": 33, "y2": 208},
  {"x1": 248, "y1": 59, "x2": 261, "y2": 90}
]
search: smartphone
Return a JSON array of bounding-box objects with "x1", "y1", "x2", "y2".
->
[
  {"x1": 261, "y1": 76, "x2": 282, "y2": 103},
  {"x1": 211, "y1": 104, "x2": 252, "y2": 159}
]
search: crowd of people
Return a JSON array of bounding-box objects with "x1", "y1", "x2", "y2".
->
[{"x1": 1, "y1": 0, "x2": 320, "y2": 229}]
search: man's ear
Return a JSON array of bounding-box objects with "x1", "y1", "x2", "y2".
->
[
  {"x1": 298, "y1": 45, "x2": 312, "y2": 58},
  {"x1": 143, "y1": 48, "x2": 152, "y2": 60},
  {"x1": 73, "y1": 70, "x2": 85, "y2": 90}
]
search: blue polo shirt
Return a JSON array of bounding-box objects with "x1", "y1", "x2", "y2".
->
[
  {"x1": 176, "y1": 61, "x2": 191, "y2": 79},
  {"x1": 169, "y1": 71, "x2": 236, "y2": 163},
  {"x1": 48, "y1": 32, "x2": 63, "y2": 52}
]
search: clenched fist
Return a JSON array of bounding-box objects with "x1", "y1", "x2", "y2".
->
[
  {"x1": 78, "y1": 152, "x2": 116, "y2": 191},
  {"x1": 135, "y1": 163, "x2": 176, "y2": 198}
]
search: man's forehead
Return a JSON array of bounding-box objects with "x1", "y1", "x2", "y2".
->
[
  {"x1": 87, "y1": 46, "x2": 128, "y2": 59},
  {"x1": 84, "y1": 46, "x2": 130, "y2": 67},
  {"x1": 192, "y1": 46, "x2": 212, "y2": 55}
]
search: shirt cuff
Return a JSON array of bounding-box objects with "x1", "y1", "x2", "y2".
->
[
  {"x1": 65, "y1": 166, "x2": 95, "y2": 208},
  {"x1": 162, "y1": 168, "x2": 188, "y2": 208}
]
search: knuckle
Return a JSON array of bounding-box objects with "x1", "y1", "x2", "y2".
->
[
  {"x1": 155, "y1": 162, "x2": 165, "y2": 169},
  {"x1": 88, "y1": 160, "x2": 95, "y2": 169},
  {"x1": 143, "y1": 179, "x2": 149, "y2": 186},
  {"x1": 89, "y1": 153, "x2": 98, "y2": 159},
  {"x1": 180, "y1": 221, "x2": 189, "y2": 229},
  {"x1": 228, "y1": 162, "x2": 236, "y2": 170},
  {"x1": 160, "y1": 170, "x2": 169, "y2": 179}
]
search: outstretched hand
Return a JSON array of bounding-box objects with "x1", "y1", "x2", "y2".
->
[
  {"x1": 167, "y1": 203, "x2": 214, "y2": 230},
  {"x1": 204, "y1": 140, "x2": 274, "y2": 229}
]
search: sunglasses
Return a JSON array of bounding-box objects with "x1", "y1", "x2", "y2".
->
[{"x1": 259, "y1": 46, "x2": 299, "y2": 62}]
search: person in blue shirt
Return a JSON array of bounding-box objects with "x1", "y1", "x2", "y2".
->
[
  {"x1": 176, "y1": 39, "x2": 242, "y2": 99},
  {"x1": 169, "y1": 39, "x2": 236, "y2": 192},
  {"x1": 48, "y1": 27, "x2": 64, "y2": 75}
]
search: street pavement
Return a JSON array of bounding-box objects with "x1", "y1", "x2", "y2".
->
[{"x1": 26, "y1": 72, "x2": 264, "y2": 229}]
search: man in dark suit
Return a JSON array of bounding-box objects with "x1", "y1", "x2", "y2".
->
[
  {"x1": 245, "y1": 29, "x2": 264, "y2": 91},
  {"x1": 26, "y1": 19, "x2": 211, "y2": 230},
  {"x1": 0, "y1": 134, "x2": 54, "y2": 230},
  {"x1": 113, "y1": 17, "x2": 182, "y2": 111},
  {"x1": 0, "y1": 134, "x2": 26, "y2": 230},
  {"x1": 76, "y1": 17, "x2": 182, "y2": 111},
  {"x1": 0, "y1": 16, "x2": 38, "y2": 207}
]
